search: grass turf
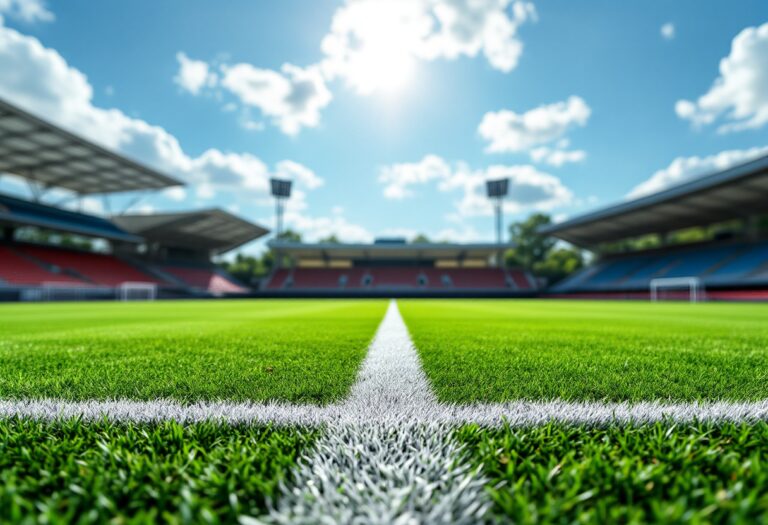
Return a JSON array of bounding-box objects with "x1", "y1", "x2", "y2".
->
[
  {"x1": 399, "y1": 299, "x2": 768, "y2": 403},
  {"x1": 0, "y1": 299, "x2": 387, "y2": 404},
  {"x1": 0, "y1": 418, "x2": 316, "y2": 524},
  {"x1": 457, "y1": 422, "x2": 768, "y2": 524}
]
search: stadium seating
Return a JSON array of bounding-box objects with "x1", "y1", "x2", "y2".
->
[
  {"x1": 553, "y1": 240, "x2": 768, "y2": 293},
  {"x1": 161, "y1": 265, "x2": 248, "y2": 294},
  {"x1": 0, "y1": 193, "x2": 136, "y2": 242},
  {"x1": 266, "y1": 266, "x2": 533, "y2": 291},
  {"x1": 19, "y1": 245, "x2": 162, "y2": 287},
  {"x1": 0, "y1": 245, "x2": 86, "y2": 286}
]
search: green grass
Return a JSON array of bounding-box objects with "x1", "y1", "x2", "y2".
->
[
  {"x1": 400, "y1": 300, "x2": 768, "y2": 403},
  {"x1": 0, "y1": 299, "x2": 387, "y2": 404},
  {"x1": 0, "y1": 418, "x2": 316, "y2": 524},
  {"x1": 457, "y1": 422, "x2": 768, "y2": 524}
]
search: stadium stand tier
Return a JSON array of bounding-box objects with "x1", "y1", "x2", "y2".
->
[
  {"x1": 0, "y1": 97, "x2": 266, "y2": 301},
  {"x1": 544, "y1": 154, "x2": 768, "y2": 300},
  {"x1": 263, "y1": 240, "x2": 535, "y2": 297}
]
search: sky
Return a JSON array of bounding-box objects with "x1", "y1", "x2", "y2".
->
[{"x1": 0, "y1": 0, "x2": 767, "y2": 255}]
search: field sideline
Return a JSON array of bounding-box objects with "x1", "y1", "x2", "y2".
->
[{"x1": 1, "y1": 298, "x2": 767, "y2": 523}]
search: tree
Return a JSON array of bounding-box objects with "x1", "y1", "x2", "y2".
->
[
  {"x1": 221, "y1": 230, "x2": 302, "y2": 283},
  {"x1": 318, "y1": 234, "x2": 341, "y2": 244},
  {"x1": 506, "y1": 213, "x2": 585, "y2": 284},
  {"x1": 532, "y1": 246, "x2": 584, "y2": 284},
  {"x1": 278, "y1": 229, "x2": 302, "y2": 242},
  {"x1": 507, "y1": 213, "x2": 557, "y2": 269},
  {"x1": 411, "y1": 234, "x2": 431, "y2": 243}
]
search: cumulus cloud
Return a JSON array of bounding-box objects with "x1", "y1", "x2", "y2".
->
[
  {"x1": 676, "y1": 22, "x2": 768, "y2": 133},
  {"x1": 478, "y1": 96, "x2": 591, "y2": 156},
  {"x1": 173, "y1": 1, "x2": 537, "y2": 131},
  {"x1": 321, "y1": 0, "x2": 536, "y2": 95},
  {"x1": 0, "y1": 19, "x2": 322, "y2": 212},
  {"x1": 628, "y1": 146, "x2": 768, "y2": 199},
  {"x1": 378, "y1": 155, "x2": 573, "y2": 218},
  {"x1": 0, "y1": 0, "x2": 52, "y2": 22},
  {"x1": 529, "y1": 145, "x2": 586, "y2": 167},
  {"x1": 220, "y1": 62, "x2": 332, "y2": 135},
  {"x1": 660, "y1": 23, "x2": 675, "y2": 41},
  {"x1": 174, "y1": 52, "x2": 217, "y2": 95},
  {"x1": 378, "y1": 154, "x2": 453, "y2": 199}
]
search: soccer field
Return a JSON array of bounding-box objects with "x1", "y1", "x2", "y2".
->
[{"x1": 1, "y1": 299, "x2": 767, "y2": 523}]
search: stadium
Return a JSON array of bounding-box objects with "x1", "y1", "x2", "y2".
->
[{"x1": 2, "y1": 2, "x2": 768, "y2": 524}]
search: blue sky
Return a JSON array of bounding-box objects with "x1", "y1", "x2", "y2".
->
[{"x1": 0, "y1": 0, "x2": 767, "y2": 254}]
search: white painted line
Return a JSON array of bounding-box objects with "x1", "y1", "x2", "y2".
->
[
  {"x1": 263, "y1": 300, "x2": 491, "y2": 524},
  {"x1": 3, "y1": 300, "x2": 768, "y2": 523},
  {"x1": 3, "y1": 397, "x2": 767, "y2": 426},
  {"x1": 1, "y1": 299, "x2": 767, "y2": 426}
]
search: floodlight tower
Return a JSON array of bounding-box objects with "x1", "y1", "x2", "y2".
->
[
  {"x1": 270, "y1": 178, "x2": 292, "y2": 240},
  {"x1": 486, "y1": 178, "x2": 509, "y2": 245}
]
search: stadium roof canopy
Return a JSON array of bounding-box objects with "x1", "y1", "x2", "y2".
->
[
  {"x1": 0, "y1": 192, "x2": 140, "y2": 242},
  {"x1": 542, "y1": 154, "x2": 768, "y2": 247},
  {"x1": 268, "y1": 241, "x2": 510, "y2": 260},
  {"x1": 113, "y1": 209, "x2": 268, "y2": 253},
  {"x1": 0, "y1": 98, "x2": 181, "y2": 195}
]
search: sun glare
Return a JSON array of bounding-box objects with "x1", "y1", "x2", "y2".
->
[{"x1": 347, "y1": 45, "x2": 416, "y2": 95}]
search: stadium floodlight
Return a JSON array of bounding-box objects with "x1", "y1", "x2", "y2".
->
[
  {"x1": 485, "y1": 178, "x2": 509, "y2": 249},
  {"x1": 270, "y1": 178, "x2": 292, "y2": 240}
]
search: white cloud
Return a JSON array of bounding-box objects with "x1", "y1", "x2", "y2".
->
[
  {"x1": 0, "y1": 19, "x2": 322, "y2": 215},
  {"x1": 378, "y1": 154, "x2": 452, "y2": 199},
  {"x1": 660, "y1": 23, "x2": 675, "y2": 41},
  {"x1": 529, "y1": 146, "x2": 586, "y2": 167},
  {"x1": 676, "y1": 22, "x2": 768, "y2": 133},
  {"x1": 0, "y1": 0, "x2": 52, "y2": 22},
  {"x1": 628, "y1": 145, "x2": 768, "y2": 199},
  {"x1": 321, "y1": 0, "x2": 536, "y2": 95},
  {"x1": 478, "y1": 96, "x2": 591, "y2": 154},
  {"x1": 377, "y1": 155, "x2": 573, "y2": 217},
  {"x1": 274, "y1": 159, "x2": 324, "y2": 190},
  {"x1": 163, "y1": 186, "x2": 187, "y2": 202},
  {"x1": 174, "y1": 52, "x2": 217, "y2": 95},
  {"x1": 219, "y1": 62, "x2": 332, "y2": 135},
  {"x1": 173, "y1": 0, "x2": 537, "y2": 131}
]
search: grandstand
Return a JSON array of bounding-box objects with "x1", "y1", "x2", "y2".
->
[
  {"x1": 0, "y1": 97, "x2": 266, "y2": 301},
  {"x1": 263, "y1": 239, "x2": 536, "y2": 297},
  {"x1": 544, "y1": 154, "x2": 768, "y2": 300}
]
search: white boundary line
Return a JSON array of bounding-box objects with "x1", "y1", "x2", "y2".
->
[
  {"x1": 3, "y1": 300, "x2": 768, "y2": 523},
  {"x1": 3, "y1": 397, "x2": 767, "y2": 426}
]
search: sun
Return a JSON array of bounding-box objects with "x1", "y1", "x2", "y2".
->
[{"x1": 346, "y1": 44, "x2": 416, "y2": 95}]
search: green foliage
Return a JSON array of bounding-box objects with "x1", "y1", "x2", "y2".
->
[
  {"x1": 317, "y1": 235, "x2": 341, "y2": 243},
  {"x1": 506, "y1": 213, "x2": 584, "y2": 283},
  {"x1": 0, "y1": 299, "x2": 387, "y2": 404},
  {"x1": 531, "y1": 246, "x2": 584, "y2": 284},
  {"x1": 277, "y1": 229, "x2": 302, "y2": 242},
  {"x1": 0, "y1": 418, "x2": 316, "y2": 524},
  {"x1": 457, "y1": 422, "x2": 768, "y2": 524},
  {"x1": 507, "y1": 213, "x2": 557, "y2": 269},
  {"x1": 222, "y1": 253, "x2": 271, "y2": 283},
  {"x1": 399, "y1": 299, "x2": 768, "y2": 403},
  {"x1": 411, "y1": 234, "x2": 431, "y2": 243}
]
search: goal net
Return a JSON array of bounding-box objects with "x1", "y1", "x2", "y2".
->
[
  {"x1": 118, "y1": 282, "x2": 158, "y2": 301},
  {"x1": 650, "y1": 277, "x2": 704, "y2": 303}
]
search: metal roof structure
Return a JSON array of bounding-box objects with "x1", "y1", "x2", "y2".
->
[
  {"x1": 268, "y1": 241, "x2": 511, "y2": 261},
  {"x1": 542, "y1": 154, "x2": 768, "y2": 247},
  {"x1": 113, "y1": 209, "x2": 268, "y2": 253},
  {"x1": 0, "y1": 192, "x2": 140, "y2": 242},
  {"x1": 0, "y1": 98, "x2": 181, "y2": 195}
]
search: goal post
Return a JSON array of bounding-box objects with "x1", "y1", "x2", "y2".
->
[
  {"x1": 650, "y1": 277, "x2": 703, "y2": 303},
  {"x1": 118, "y1": 282, "x2": 158, "y2": 301}
]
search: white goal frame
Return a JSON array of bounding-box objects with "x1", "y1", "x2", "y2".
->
[
  {"x1": 118, "y1": 282, "x2": 158, "y2": 301},
  {"x1": 650, "y1": 276, "x2": 703, "y2": 303}
]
